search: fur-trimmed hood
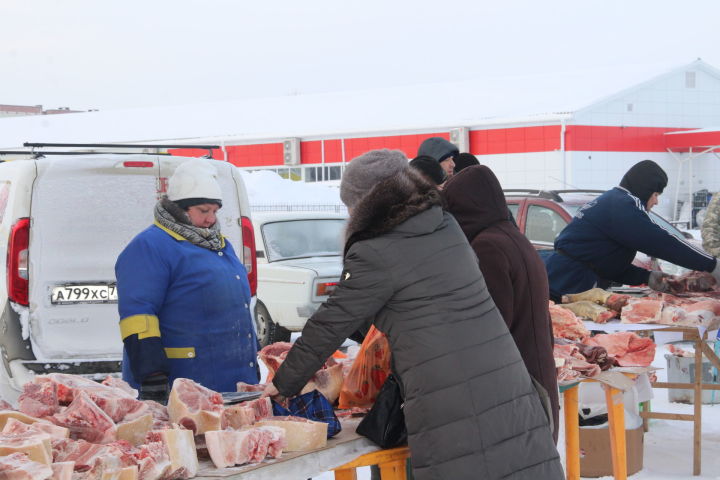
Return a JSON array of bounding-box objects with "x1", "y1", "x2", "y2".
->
[{"x1": 344, "y1": 169, "x2": 442, "y2": 253}]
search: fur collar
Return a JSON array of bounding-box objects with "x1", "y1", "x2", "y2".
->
[
  {"x1": 344, "y1": 169, "x2": 442, "y2": 253},
  {"x1": 160, "y1": 197, "x2": 192, "y2": 225}
]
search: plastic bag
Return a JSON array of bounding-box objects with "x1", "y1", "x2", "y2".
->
[{"x1": 338, "y1": 325, "x2": 391, "y2": 409}]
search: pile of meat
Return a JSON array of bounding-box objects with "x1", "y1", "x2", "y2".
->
[
  {"x1": 553, "y1": 332, "x2": 656, "y2": 382},
  {"x1": 0, "y1": 373, "x2": 334, "y2": 480},
  {"x1": 554, "y1": 272, "x2": 720, "y2": 329}
]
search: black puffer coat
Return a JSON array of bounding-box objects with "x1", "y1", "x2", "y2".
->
[{"x1": 272, "y1": 169, "x2": 563, "y2": 480}]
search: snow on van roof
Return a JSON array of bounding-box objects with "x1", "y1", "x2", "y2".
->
[
  {"x1": 0, "y1": 60, "x2": 702, "y2": 149},
  {"x1": 240, "y1": 170, "x2": 342, "y2": 206}
]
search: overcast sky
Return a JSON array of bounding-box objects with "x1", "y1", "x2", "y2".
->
[{"x1": 2, "y1": 0, "x2": 720, "y2": 111}]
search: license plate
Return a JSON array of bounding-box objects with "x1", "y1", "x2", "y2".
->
[{"x1": 51, "y1": 284, "x2": 118, "y2": 304}]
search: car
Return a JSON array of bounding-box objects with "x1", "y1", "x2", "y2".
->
[
  {"x1": 503, "y1": 189, "x2": 700, "y2": 275},
  {"x1": 0, "y1": 148, "x2": 257, "y2": 400},
  {"x1": 252, "y1": 211, "x2": 347, "y2": 346}
]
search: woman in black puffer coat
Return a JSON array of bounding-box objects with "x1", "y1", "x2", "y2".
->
[{"x1": 264, "y1": 149, "x2": 562, "y2": 480}]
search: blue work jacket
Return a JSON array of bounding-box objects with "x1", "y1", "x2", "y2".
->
[
  {"x1": 545, "y1": 187, "x2": 716, "y2": 300},
  {"x1": 116, "y1": 222, "x2": 258, "y2": 392}
]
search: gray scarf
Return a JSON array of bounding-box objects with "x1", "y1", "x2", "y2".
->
[{"x1": 154, "y1": 197, "x2": 224, "y2": 251}]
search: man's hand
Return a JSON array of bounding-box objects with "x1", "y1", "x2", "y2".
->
[
  {"x1": 139, "y1": 372, "x2": 169, "y2": 404},
  {"x1": 261, "y1": 382, "x2": 288, "y2": 406}
]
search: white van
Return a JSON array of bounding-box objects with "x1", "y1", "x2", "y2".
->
[{"x1": 0, "y1": 152, "x2": 256, "y2": 400}]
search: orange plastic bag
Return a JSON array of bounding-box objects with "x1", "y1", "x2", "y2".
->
[{"x1": 338, "y1": 325, "x2": 391, "y2": 409}]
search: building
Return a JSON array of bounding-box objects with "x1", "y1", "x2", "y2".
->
[
  {"x1": 1, "y1": 59, "x2": 719, "y2": 222},
  {"x1": 0, "y1": 104, "x2": 86, "y2": 117}
]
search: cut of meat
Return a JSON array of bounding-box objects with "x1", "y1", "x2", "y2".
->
[
  {"x1": 204, "y1": 429, "x2": 256, "y2": 468},
  {"x1": 259, "y1": 343, "x2": 344, "y2": 403},
  {"x1": 0, "y1": 411, "x2": 58, "y2": 432},
  {"x1": 49, "y1": 462, "x2": 74, "y2": 480},
  {"x1": 558, "y1": 301, "x2": 616, "y2": 323},
  {"x1": 0, "y1": 453, "x2": 53, "y2": 480},
  {"x1": 100, "y1": 378, "x2": 138, "y2": 399},
  {"x1": 621, "y1": 298, "x2": 663, "y2": 324},
  {"x1": 605, "y1": 293, "x2": 630, "y2": 313},
  {"x1": 220, "y1": 405, "x2": 255, "y2": 430},
  {"x1": 549, "y1": 302, "x2": 590, "y2": 341},
  {"x1": 116, "y1": 414, "x2": 153, "y2": 447},
  {"x1": 666, "y1": 271, "x2": 716, "y2": 294},
  {"x1": 117, "y1": 466, "x2": 138, "y2": 480},
  {"x1": 254, "y1": 416, "x2": 327, "y2": 452},
  {"x1": 145, "y1": 428, "x2": 198, "y2": 479},
  {"x1": 50, "y1": 439, "x2": 134, "y2": 472},
  {"x1": 3, "y1": 418, "x2": 69, "y2": 440},
  {"x1": 51, "y1": 391, "x2": 117, "y2": 444},
  {"x1": 0, "y1": 431, "x2": 53, "y2": 465},
  {"x1": 131, "y1": 441, "x2": 171, "y2": 480},
  {"x1": 167, "y1": 379, "x2": 223, "y2": 435},
  {"x1": 561, "y1": 288, "x2": 612, "y2": 305},
  {"x1": 141, "y1": 402, "x2": 169, "y2": 431},
  {"x1": 235, "y1": 383, "x2": 266, "y2": 393},
  {"x1": 584, "y1": 332, "x2": 656, "y2": 367},
  {"x1": 18, "y1": 382, "x2": 59, "y2": 418},
  {"x1": 255, "y1": 426, "x2": 285, "y2": 459},
  {"x1": 0, "y1": 400, "x2": 15, "y2": 410},
  {"x1": 552, "y1": 344, "x2": 600, "y2": 379}
]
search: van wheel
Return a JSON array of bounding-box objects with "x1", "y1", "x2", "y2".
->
[{"x1": 255, "y1": 303, "x2": 291, "y2": 347}]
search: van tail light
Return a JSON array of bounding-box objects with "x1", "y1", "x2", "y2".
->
[
  {"x1": 316, "y1": 282, "x2": 338, "y2": 297},
  {"x1": 240, "y1": 216, "x2": 257, "y2": 296},
  {"x1": 123, "y1": 161, "x2": 154, "y2": 168},
  {"x1": 7, "y1": 218, "x2": 30, "y2": 306}
]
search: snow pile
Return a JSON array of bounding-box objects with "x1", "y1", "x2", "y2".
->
[{"x1": 238, "y1": 169, "x2": 342, "y2": 206}]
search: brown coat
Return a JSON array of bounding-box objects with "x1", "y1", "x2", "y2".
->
[
  {"x1": 272, "y1": 168, "x2": 562, "y2": 479},
  {"x1": 444, "y1": 165, "x2": 560, "y2": 441}
]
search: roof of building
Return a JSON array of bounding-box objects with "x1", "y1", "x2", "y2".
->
[{"x1": 0, "y1": 59, "x2": 716, "y2": 149}]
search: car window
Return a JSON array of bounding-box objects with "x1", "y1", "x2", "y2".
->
[
  {"x1": 525, "y1": 205, "x2": 568, "y2": 245},
  {"x1": 262, "y1": 219, "x2": 346, "y2": 261},
  {"x1": 649, "y1": 211, "x2": 687, "y2": 242},
  {"x1": 507, "y1": 203, "x2": 519, "y2": 219}
]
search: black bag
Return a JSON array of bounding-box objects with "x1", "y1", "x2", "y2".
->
[{"x1": 356, "y1": 373, "x2": 407, "y2": 448}]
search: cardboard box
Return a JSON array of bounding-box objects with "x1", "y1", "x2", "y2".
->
[{"x1": 579, "y1": 424, "x2": 644, "y2": 477}]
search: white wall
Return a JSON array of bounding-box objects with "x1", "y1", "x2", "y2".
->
[{"x1": 479, "y1": 151, "x2": 565, "y2": 190}]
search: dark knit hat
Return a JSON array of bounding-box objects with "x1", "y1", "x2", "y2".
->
[
  {"x1": 417, "y1": 137, "x2": 459, "y2": 163},
  {"x1": 340, "y1": 149, "x2": 408, "y2": 208},
  {"x1": 409, "y1": 155, "x2": 446, "y2": 185},
  {"x1": 174, "y1": 197, "x2": 223, "y2": 210},
  {"x1": 454, "y1": 153, "x2": 480, "y2": 173},
  {"x1": 619, "y1": 160, "x2": 668, "y2": 207}
]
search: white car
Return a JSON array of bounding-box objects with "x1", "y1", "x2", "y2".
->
[
  {"x1": 253, "y1": 211, "x2": 347, "y2": 346},
  {"x1": 0, "y1": 150, "x2": 256, "y2": 400}
]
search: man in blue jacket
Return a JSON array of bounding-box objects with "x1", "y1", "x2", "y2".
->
[{"x1": 545, "y1": 160, "x2": 720, "y2": 301}]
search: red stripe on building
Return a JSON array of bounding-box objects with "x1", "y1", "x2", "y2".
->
[
  {"x1": 471, "y1": 126, "x2": 561, "y2": 154},
  {"x1": 565, "y1": 126, "x2": 690, "y2": 152},
  {"x1": 664, "y1": 130, "x2": 720, "y2": 151}
]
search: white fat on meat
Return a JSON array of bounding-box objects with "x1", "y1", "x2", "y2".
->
[
  {"x1": 49, "y1": 462, "x2": 74, "y2": 480},
  {"x1": 52, "y1": 391, "x2": 117, "y2": 444},
  {"x1": 116, "y1": 414, "x2": 153, "y2": 447},
  {"x1": 204, "y1": 427, "x2": 285, "y2": 469},
  {"x1": 0, "y1": 452, "x2": 53, "y2": 480},
  {"x1": 0, "y1": 431, "x2": 53, "y2": 465},
  {"x1": 145, "y1": 428, "x2": 198, "y2": 479},
  {"x1": 3, "y1": 417, "x2": 69, "y2": 440},
  {"x1": 167, "y1": 379, "x2": 223, "y2": 435},
  {"x1": 254, "y1": 416, "x2": 327, "y2": 452}
]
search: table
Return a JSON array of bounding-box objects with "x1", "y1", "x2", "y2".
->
[
  {"x1": 562, "y1": 373, "x2": 636, "y2": 480},
  {"x1": 583, "y1": 321, "x2": 720, "y2": 476}
]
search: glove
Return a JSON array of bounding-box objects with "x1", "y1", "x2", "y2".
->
[
  {"x1": 648, "y1": 270, "x2": 672, "y2": 293},
  {"x1": 139, "y1": 372, "x2": 170, "y2": 404},
  {"x1": 712, "y1": 260, "x2": 720, "y2": 284}
]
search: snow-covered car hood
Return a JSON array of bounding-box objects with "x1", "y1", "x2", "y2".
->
[{"x1": 269, "y1": 256, "x2": 343, "y2": 277}]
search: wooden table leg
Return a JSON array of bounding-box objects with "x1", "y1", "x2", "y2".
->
[
  {"x1": 640, "y1": 401, "x2": 650, "y2": 432},
  {"x1": 334, "y1": 468, "x2": 358, "y2": 480},
  {"x1": 378, "y1": 460, "x2": 407, "y2": 480},
  {"x1": 693, "y1": 337, "x2": 703, "y2": 476},
  {"x1": 604, "y1": 385, "x2": 627, "y2": 480},
  {"x1": 563, "y1": 385, "x2": 580, "y2": 480}
]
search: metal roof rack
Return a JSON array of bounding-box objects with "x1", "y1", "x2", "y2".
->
[
  {"x1": 20, "y1": 142, "x2": 220, "y2": 159},
  {"x1": 502, "y1": 189, "x2": 563, "y2": 202}
]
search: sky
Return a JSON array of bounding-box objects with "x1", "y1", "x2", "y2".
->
[{"x1": 2, "y1": 0, "x2": 720, "y2": 111}]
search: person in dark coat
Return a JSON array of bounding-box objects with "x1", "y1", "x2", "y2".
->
[
  {"x1": 263, "y1": 149, "x2": 563, "y2": 480},
  {"x1": 545, "y1": 159, "x2": 720, "y2": 301},
  {"x1": 443, "y1": 165, "x2": 559, "y2": 442},
  {"x1": 409, "y1": 155, "x2": 446, "y2": 186},
  {"x1": 453, "y1": 152, "x2": 480, "y2": 174}
]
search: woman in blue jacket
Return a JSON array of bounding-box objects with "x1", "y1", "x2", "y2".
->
[
  {"x1": 115, "y1": 160, "x2": 258, "y2": 402},
  {"x1": 545, "y1": 160, "x2": 720, "y2": 301}
]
